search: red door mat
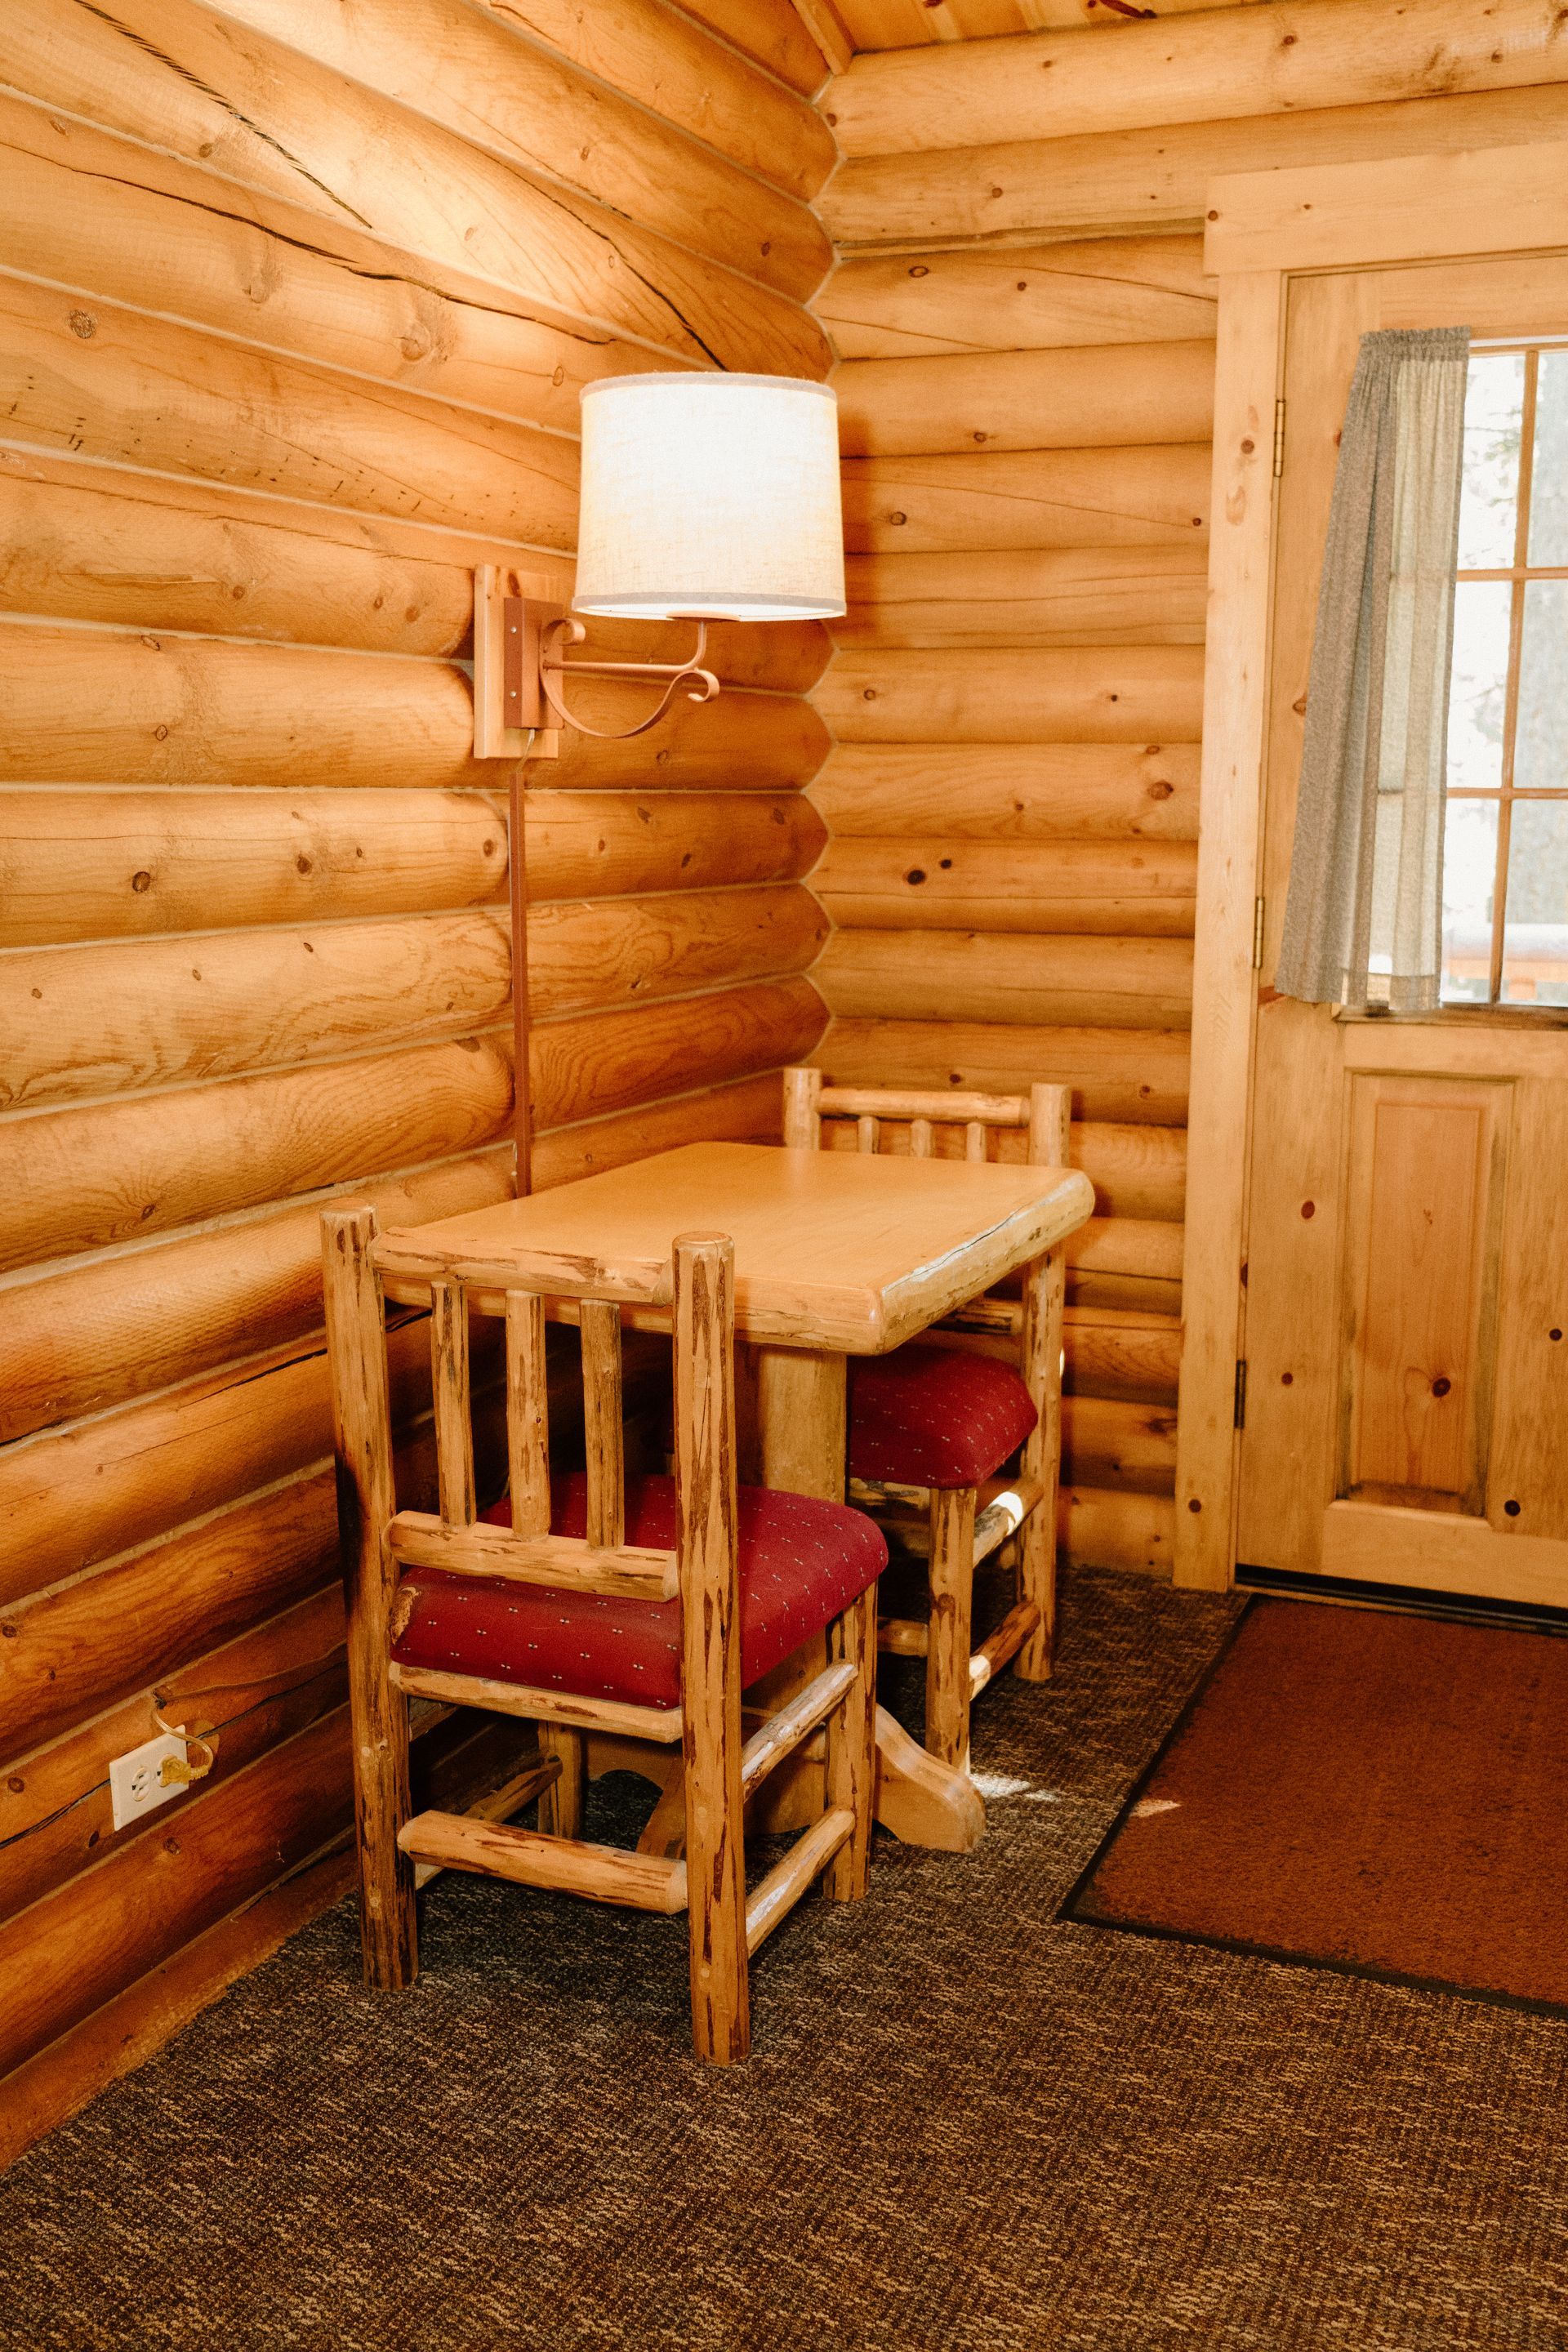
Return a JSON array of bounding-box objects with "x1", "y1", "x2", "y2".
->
[{"x1": 1063, "y1": 1596, "x2": 1568, "y2": 2015}]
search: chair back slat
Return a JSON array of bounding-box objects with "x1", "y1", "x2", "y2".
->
[
  {"x1": 909, "y1": 1116, "x2": 933, "y2": 1158},
  {"x1": 856, "y1": 1114, "x2": 880, "y2": 1155},
  {"x1": 580, "y1": 1298, "x2": 626, "y2": 1551},
  {"x1": 505, "y1": 1290, "x2": 551, "y2": 1537},
  {"x1": 786, "y1": 1071, "x2": 1074, "y2": 1178},
  {"x1": 963, "y1": 1121, "x2": 986, "y2": 1163},
  {"x1": 430, "y1": 1277, "x2": 477, "y2": 1528}
]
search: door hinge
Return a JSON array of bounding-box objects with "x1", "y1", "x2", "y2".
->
[
  {"x1": 1272, "y1": 396, "x2": 1286, "y2": 478},
  {"x1": 1233, "y1": 1358, "x2": 1249, "y2": 1429},
  {"x1": 1252, "y1": 895, "x2": 1266, "y2": 970}
]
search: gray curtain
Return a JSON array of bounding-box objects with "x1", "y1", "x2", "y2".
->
[{"x1": 1276, "y1": 327, "x2": 1470, "y2": 1013}]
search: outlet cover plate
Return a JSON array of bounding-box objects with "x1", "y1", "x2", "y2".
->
[{"x1": 109, "y1": 1732, "x2": 187, "y2": 1832}]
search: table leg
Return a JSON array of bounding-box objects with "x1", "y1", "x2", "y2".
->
[{"x1": 750, "y1": 1343, "x2": 987, "y2": 1855}]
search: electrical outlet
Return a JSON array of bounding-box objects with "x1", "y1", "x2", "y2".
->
[{"x1": 109, "y1": 1732, "x2": 189, "y2": 1833}]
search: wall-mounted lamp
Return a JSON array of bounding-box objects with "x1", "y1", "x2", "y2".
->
[{"x1": 473, "y1": 372, "x2": 845, "y2": 760}]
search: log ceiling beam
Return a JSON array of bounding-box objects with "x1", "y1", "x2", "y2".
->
[{"x1": 821, "y1": 0, "x2": 1568, "y2": 158}]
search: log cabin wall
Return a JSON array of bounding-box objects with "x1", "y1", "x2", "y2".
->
[
  {"x1": 806, "y1": 0, "x2": 1568, "y2": 1584},
  {"x1": 0, "y1": 0, "x2": 840, "y2": 2154}
]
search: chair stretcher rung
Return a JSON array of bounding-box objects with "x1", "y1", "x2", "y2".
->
[
  {"x1": 411, "y1": 1753, "x2": 561, "y2": 1890},
  {"x1": 744, "y1": 1808, "x2": 855, "y2": 1957},
  {"x1": 398, "y1": 1810, "x2": 688, "y2": 1913},
  {"x1": 739, "y1": 1660, "x2": 858, "y2": 1799},
  {"x1": 968, "y1": 1601, "x2": 1041, "y2": 1697}
]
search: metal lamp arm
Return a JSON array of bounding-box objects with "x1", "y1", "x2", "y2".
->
[{"x1": 537, "y1": 617, "x2": 720, "y2": 741}]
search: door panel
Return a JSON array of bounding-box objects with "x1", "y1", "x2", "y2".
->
[
  {"x1": 1238, "y1": 253, "x2": 1568, "y2": 1605},
  {"x1": 1340, "y1": 1075, "x2": 1508, "y2": 1509}
]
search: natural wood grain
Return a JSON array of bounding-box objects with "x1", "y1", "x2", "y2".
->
[
  {"x1": 820, "y1": 0, "x2": 1568, "y2": 156},
  {"x1": 203, "y1": 0, "x2": 829, "y2": 299},
  {"x1": 528, "y1": 887, "x2": 829, "y2": 1019},
  {"x1": 820, "y1": 82, "x2": 1568, "y2": 247},
  {"x1": 810, "y1": 745, "x2": 1200, "y2": 840},
  {"x1": 399, "y1": 1811, "x2": 687, "y2": 1909},
  {"x1": 0, "y1": 0, "x2": 827, "y2": 376},
  {"x1": 0, "y1": 274, "x2": 580, "y2": 549},
  {"x1": 673, "y1": 1233, "x2": 749, "y2": 2063},
  {"x1": 0, "y1": 91, "x2": 670, "y2": 446},
  {"x1": 319, "y1": 1208, "x2": 416, "y2": 1988},
  {"x1": 817, "y1": 1015, "x2": 1190, "y2": 1126},
  {"x1": 2, "y1": 911, "x2": 510, "y2": 1111},
  {"x1": 842, "y1": 446, "x2": 1212, "y2": 556},
  {"x1": 1174, "y1": 269, "x2": 1281, "y2": 1591},
  {"x1": 814, "y1": 839, "x2": 1198, "y2": 936},
  {"x1": 818, "y1": 235, "x2": 1214, "y2": 359},
  {"x1": 530, "y1": 1072, "x2": 785, "y2": 1190},
  {"x1": 0, "y1": 1152, "x2": 511, "y2": 1446},
  {"x1": 466, "y1": 0, "x2": 837, "y2": 198},
  {"x1": 0, "y1": 789, "x2": 507, "y2": 951},
  {"x1": 822, "y1": 1584, "x2": 878, "y2": 1898},
  {"x1": 429, "y1": 1280, "x2": 478, "y2": 1530},
  {"x1": 0, "y1": 622, "x2": 488, "y2": 792},
  {"x1": 505, "y1": 1293, "x2": 552, "y2": 1539},
  {"x1": 526, "y1": 792, "x2": 827, "y2": 904},
  {"x1": 925, "y1": 1487, "x2": 978, "y2": 1766},
  {"x1": 532, "y1": 979, "x2": 827, "y2": 1131},
  {"x1": 839, "y1": 544, "x2": 1208, "y2": 648},
  {"x1": 672, "y1": 0, "x2": 833, "y2": 92},
  {"x1": 389, "y1": 1661, "x2": 683, "y2": 1740},
  {"x1": 544, "y1": 688, "x2": 832, "y2": 792},
  {"x1": 835, "y1": 341, "x2": 1215, "y2": 457},
  {"x1": 815, "y1": 929, "x2": 1193, "y2": 1030},
  {"x1": 813, "y1": 646, "x2": 1205, "y2": 744},
  {"x1": 744, "y1": 1809, "x2": 854, "y2": 1954},
  {"x1": 380, "y1": 1142, "x2": 1093, "y2": 1355},
  {"x1": 0, "y1": 1033, "x2": 513, "y2": 1275},
  {"x1": 1019, "y1": 1084, "x2": 1071, "y2": 1675}
]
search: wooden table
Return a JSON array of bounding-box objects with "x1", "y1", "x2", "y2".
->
[{"x1": 381, "y1": 1141, "x2": 1095, "y2": 1850}]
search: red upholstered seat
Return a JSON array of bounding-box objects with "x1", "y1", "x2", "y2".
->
[
  {"x1": 848, "y1": 1343, "x2": 1037, "y2": 1490},
  {"x1": 390, "y1": 1473, "x2": 886, "y2": 1712}
]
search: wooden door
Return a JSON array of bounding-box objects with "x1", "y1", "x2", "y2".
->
[{"x1": 1238, "y1": 253, "x2": 1568, "y2": 1610}]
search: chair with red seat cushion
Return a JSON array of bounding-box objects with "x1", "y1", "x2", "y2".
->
[
  {"x1": 848, "y1": 1345, "x2": 1038, "y2": 1493},
  {"x1": 323, "y1": 1215, "x2": 882, "y2": 2066},
  {"x1": 783, "y1": 1067, "x2": 1076, "y2": 1775},
  {"x1": 393, "y1": 1472, "x2": 886, "y2": 1713}
]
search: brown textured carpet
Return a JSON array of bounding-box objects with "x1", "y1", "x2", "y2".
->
[
  {"x1": 5, "y1": 1570, "x2": 1568, "y2": 2352},
  {"x1": 1066, "y1": 1597, "x2": 1568, "y2": 2014}
]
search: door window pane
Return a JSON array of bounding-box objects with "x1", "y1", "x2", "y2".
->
[
  {"x1": 1513, "y1": 578, "x2": 1568, "y2": 793},
  {"x1": 1527, "y1": 349, "x2": 1568, "y2": 568},
  {"x1": 1447, "y1": 580, "x2": 1512, "y2": 792},
  {"x1": 1440, "y1": 797, "x2": 1499, "y2": 1004},
  {"x1": 1502, "y1": 798, "x2": 1568, "y2": 1005},
  {"x1": 1457, "y1": 351, "x2": 1525, "y2": 569}
]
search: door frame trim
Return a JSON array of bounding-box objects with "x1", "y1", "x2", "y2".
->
[{"x1": 1175, "y1": 138, "x2": 1568, "y2": 1590}]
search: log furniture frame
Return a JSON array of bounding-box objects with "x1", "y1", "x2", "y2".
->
[
  {"x1": 1176, "y1": 137, "x2": 1568, "y2": 1593},
  {"x1": 352, "y1": 1137, "x2": 1094, "y2": 1853},
  {"x1": 321, "y1": 1205, "x2": 879, "y2": 2065},
  {"x1": 782, "y1": 1068, "x2": 1071, "y2": 1771}
]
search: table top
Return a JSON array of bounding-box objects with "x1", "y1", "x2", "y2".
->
[{"x1": 373, "y1": 1142, "x2": 1094, "y2": 1354}]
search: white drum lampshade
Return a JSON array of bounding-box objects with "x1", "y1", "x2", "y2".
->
[{"x1": 572, "y1": 372, "x2": 845, "y2": 623}]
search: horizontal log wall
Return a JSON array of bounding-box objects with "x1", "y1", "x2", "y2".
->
[
  {"x1": 0, "y1": 0, "x2": 833, "y2": 2151},
  {"x1": 811, "y1": 0, "x2": 1568, "y2": 1591},
  {"x1": 812, "y1": 114, "x2": 1220, "y2": 1585}
]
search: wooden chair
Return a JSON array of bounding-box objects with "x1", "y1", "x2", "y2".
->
[
  {"x1": 782, "y1": 1069, "x2": 1071, "y2": 1775},
  {"x1": 321, "y1": 1209, "x2": 882, "y2": 2065}
]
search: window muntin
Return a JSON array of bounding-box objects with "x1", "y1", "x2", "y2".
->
[{"x1": 1441, "y1": 346, "x2": 1568, "y2": 1007}]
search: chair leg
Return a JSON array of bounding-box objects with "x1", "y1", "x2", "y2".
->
[
  {"x1": 683, "y1": 1699, "x2": 749, "y2": 2064},
  {"x1": 824, "y1": 1585, "x2": 878, "y2": 1900},
  {"x1": 322, "y1": 1207, "x2": 418, "y2": 1990},
  {"x1": 925, "y1": 1486, "x2": 978, "y2": 1770},
  {"x1": 1017, "y1": 1239, "x2": 1065, "y2": 1682},
  {"x1": 536, "y1": 1723, "x2": 585, "y2": 1838}
]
